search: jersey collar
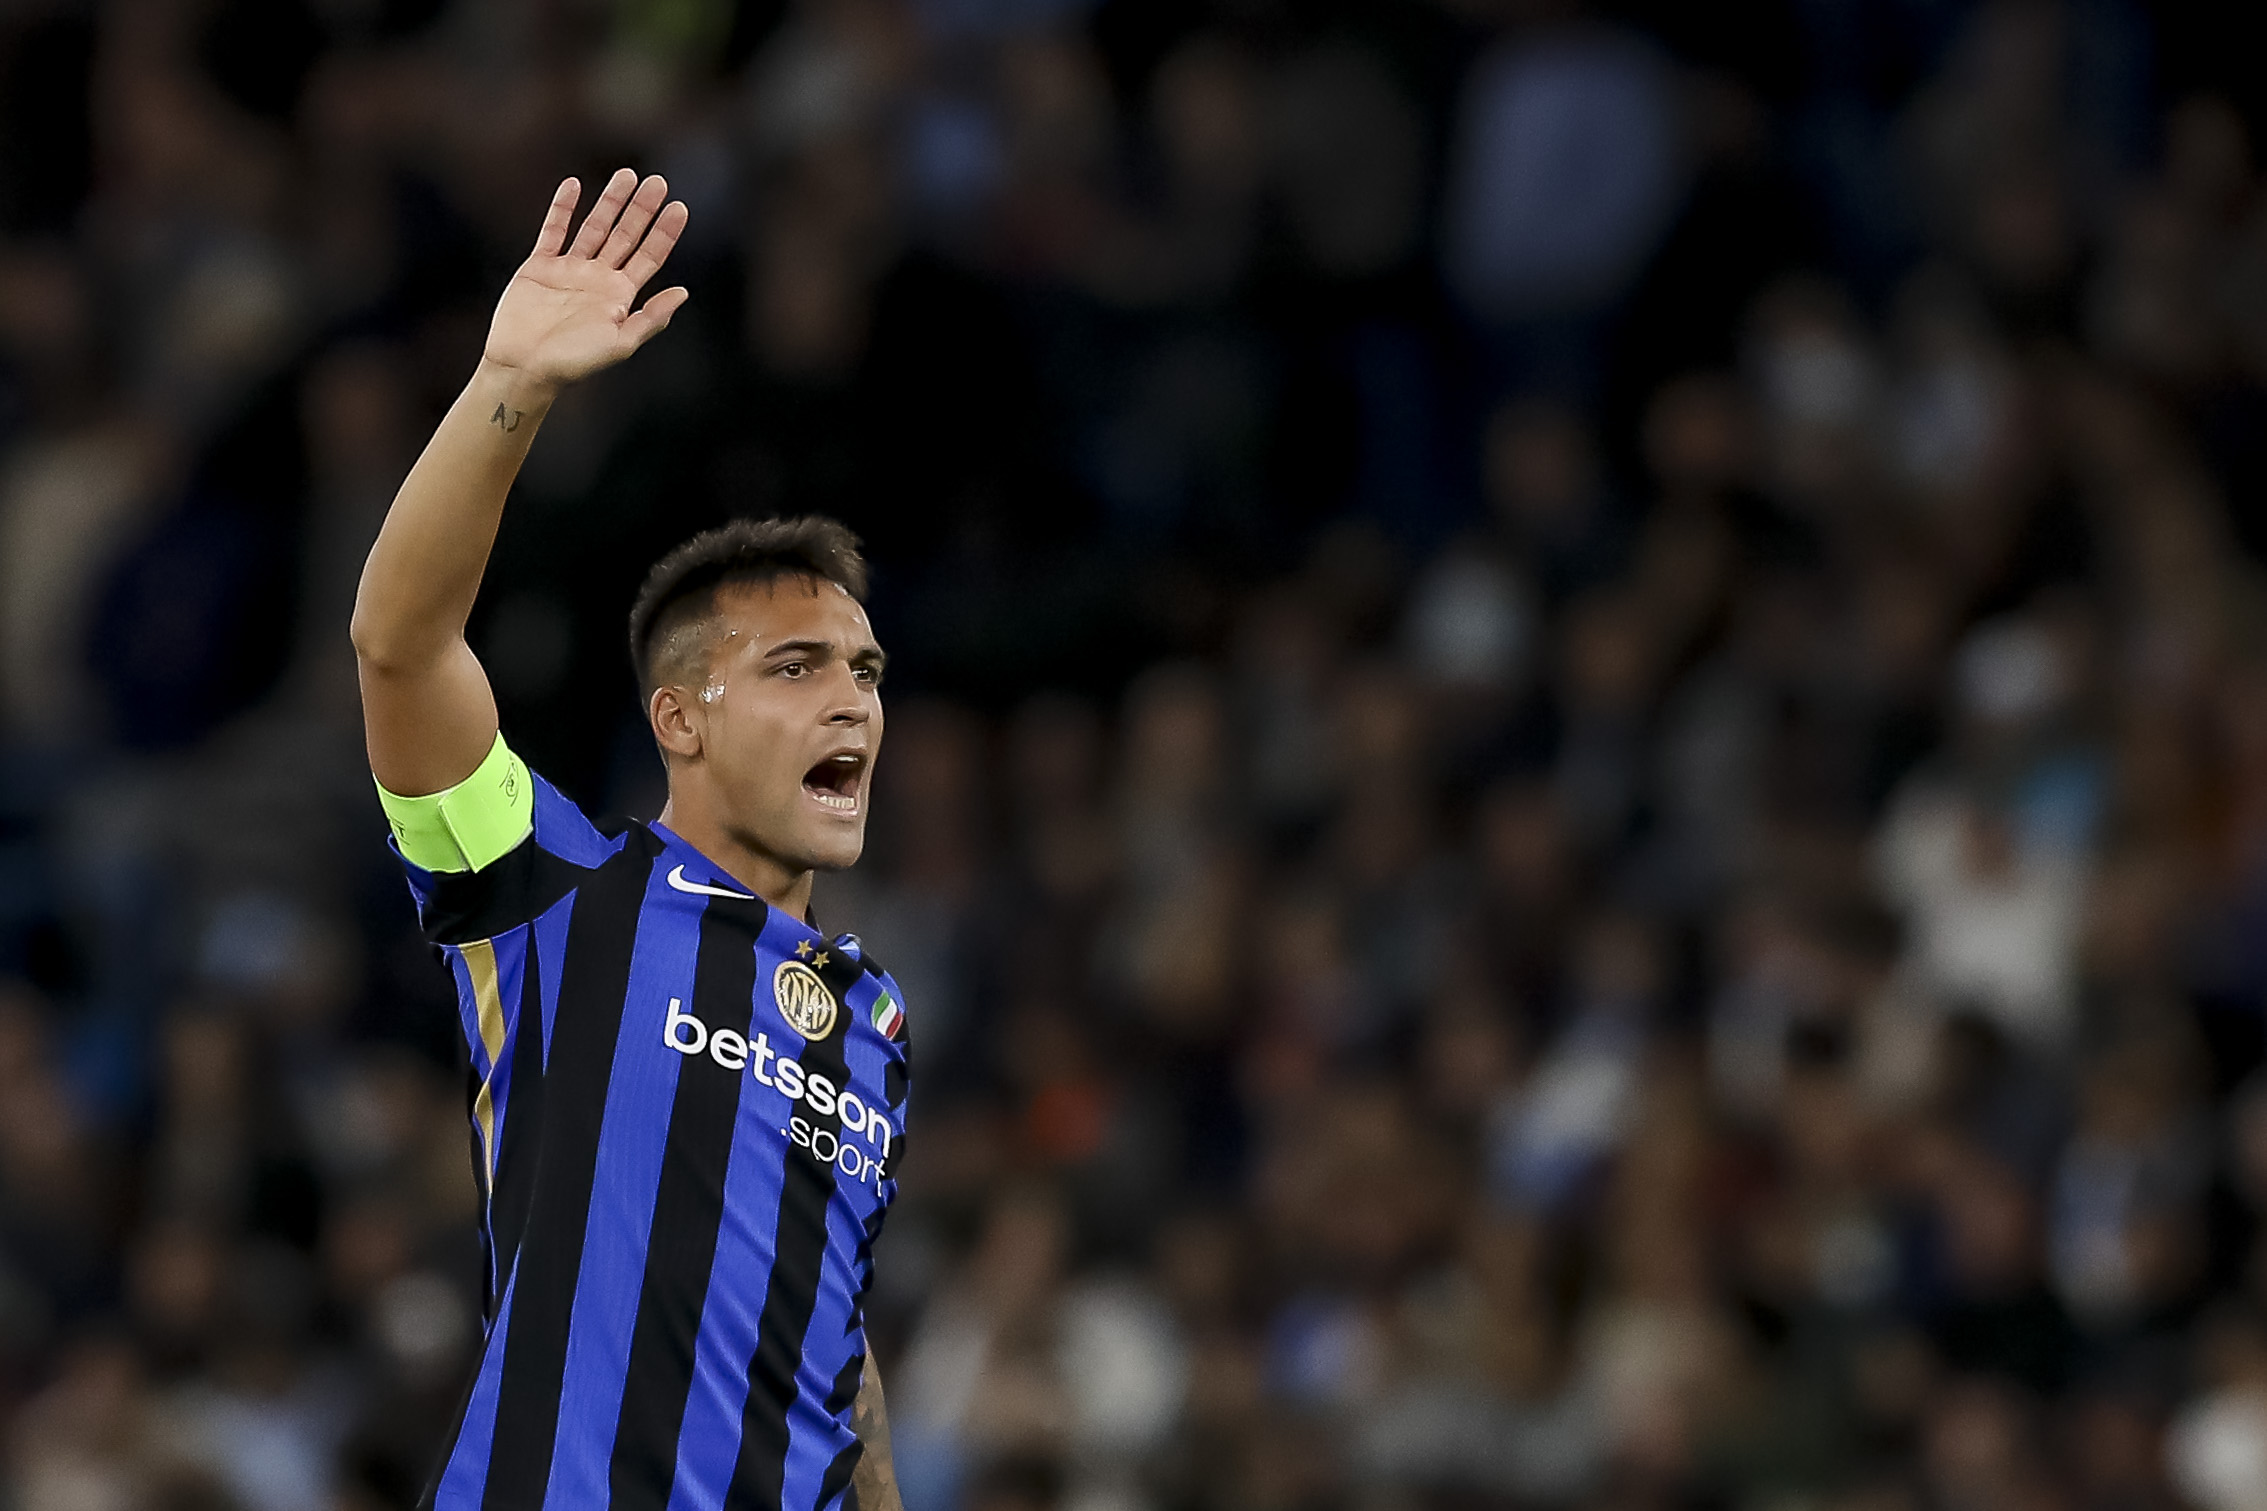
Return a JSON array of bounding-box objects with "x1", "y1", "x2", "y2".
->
[{"x1": 648, "y1": 820, "x2": 828, "y2": 940}]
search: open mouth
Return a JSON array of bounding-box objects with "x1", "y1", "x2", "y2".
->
[{"x1": 802, "y1": 752, "x2": 866, "y2": 815}]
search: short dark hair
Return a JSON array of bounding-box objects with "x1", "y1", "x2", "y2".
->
[{"x1": 627, "y1": 516, "x2": 869, "y2": 692}]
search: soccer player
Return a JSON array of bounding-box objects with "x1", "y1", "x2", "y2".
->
[{"x1": 351, "y1": 169, "x2": 910, "y2": 1511}]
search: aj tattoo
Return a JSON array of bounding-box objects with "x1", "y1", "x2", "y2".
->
[{"x1": 491, "y1": 403, "x2": 523, "y2": 433}]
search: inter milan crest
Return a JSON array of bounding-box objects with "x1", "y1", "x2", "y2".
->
[{"x1": 773, "y1": 959, "x2": 838, "y2": 1040}]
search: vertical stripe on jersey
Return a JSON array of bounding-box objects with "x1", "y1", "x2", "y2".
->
[
  {"x1": 531, "y1": 890, "x2": 574, "y2": 1071},
  {"x1": 725, "y1": 947, "x2": 865, "y2": 1511},
  {"x1": 813, "y1": 1352, "x2": 867, "y2": 1511},
  {"x1": 479, "y1": 829, "x2": 659, "y2": 1510},
  {"x1": 543, "y1": 859, "x2": 712, "y2": 1506},
  {"x1": 779, "y1": 962, "x2": 895, "y2": 1511},
  {"x1": 464, "y1": 940, "x2": 508, "y2": 1183},
  {"x1": 816, "y1": 1440, "x2": 862, "y2": 1511},
  {"x1": 428, "y1": 1266, "x2": 519, "y2": 1510},
  {"x1": 486, "y1": 936, "x2": 549, "y2": 1319},
  {"x1": 609, "y1": 892, "x2": 767, "y2": 1510},
  {"x1": 836, "y1": 973, "x2": 905, "y2": 1310},
  {"x1": 659, "y1": 972, "x2": 800, "y2": 1505},
  {"x1": 663, "y1": 908, "x2": 817, "y2": 1511},
  {"x1": 459, "y1": 930, "x2": 531, "y2": 1312}
]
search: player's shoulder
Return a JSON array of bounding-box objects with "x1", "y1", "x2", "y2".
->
[
  {"x1": 827, "y1": 932, "x2": 913, "y2": 1063},
  {"x1": 825, "y1": 931, "x2": 899, "y2": 991},
  {"x1": 527, "y1": 766, "x2": 642, "y2": 866}
]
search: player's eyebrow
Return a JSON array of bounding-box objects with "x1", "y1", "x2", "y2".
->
[
  {"x1": 761, "y1": 637, "x2": 888, "y2": 671},
  {"x1": 760, "y1": 638, "x2": 836, "y2": 661}
]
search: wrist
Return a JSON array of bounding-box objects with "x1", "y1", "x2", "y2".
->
[{"x1": 472, "y1": 357, "x2": 562, "y2": 414}]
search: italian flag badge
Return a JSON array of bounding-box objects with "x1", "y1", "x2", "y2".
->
[{"x1": 870, "y1": 990, "x2": 904, "y2": 1040}]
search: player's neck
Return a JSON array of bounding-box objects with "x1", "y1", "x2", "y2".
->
[{"x1": 655, "y1": 797, "x2": 816, "y2": 918}]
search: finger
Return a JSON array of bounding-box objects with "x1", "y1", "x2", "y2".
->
[
  {"x1": 568, "y1": 168, "x2": 639, "y2": 259},
  {"x1": 622, "y1": 201, "x2": 691, "y2": 289},
  {"x1": 533, "y1": 178, "x2": 580, "y2": 257},
  {"x1": 599, "y1": 175, "x2": 671, "y2": 269},
  {"x1": 620, "y1": 286, "x2": 690, "y2": 350}
]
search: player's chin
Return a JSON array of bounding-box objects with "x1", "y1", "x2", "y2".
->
[{"x1": 793, "y1": 819, "x2": 867, "y2": 873}]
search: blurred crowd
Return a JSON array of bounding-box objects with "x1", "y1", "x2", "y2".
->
[{"x1": 10, "y1": 0, "x2": 2267, "y2": 1509}]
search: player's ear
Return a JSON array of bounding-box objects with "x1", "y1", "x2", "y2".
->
[{"x1": 650, "y1": 683, "x2": 703, "y2": 761}]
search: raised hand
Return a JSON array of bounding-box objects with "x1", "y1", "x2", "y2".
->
[{"x1": 484, "y1": 170, "x2": 691, "y2": 392}]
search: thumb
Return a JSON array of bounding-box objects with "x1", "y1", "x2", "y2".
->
[{"x1": 622, "y1": 286, "x2": 690, "y2": 349}]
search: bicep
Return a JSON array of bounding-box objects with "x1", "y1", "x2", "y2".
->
[{"x1": 360, "y1": 636, "x2": 501, "y2": 797}]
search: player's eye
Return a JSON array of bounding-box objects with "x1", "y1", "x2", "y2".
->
[
  {"x1": 854, "y1": 665, "x2": 882, "y2": 686},
  {"x1": 779, "y1": 661, "x2": 808, "y2": 678}
]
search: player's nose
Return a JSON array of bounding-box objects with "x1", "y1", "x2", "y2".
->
[{"x1": 822, "y1": 668, "x2": 870, "y2": 724}]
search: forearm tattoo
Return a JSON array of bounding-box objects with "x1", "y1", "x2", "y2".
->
[
  {"x1": 850, "y1": 1353, "x2": 904, "y2": 1511},
  {"x1": 491, "y1": 402, "x2": 524, "y2": 433}
]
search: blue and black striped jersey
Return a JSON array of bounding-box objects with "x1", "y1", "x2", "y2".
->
[{"x1": 395, "y1": 768, "x2": 910, "y2": 1511}]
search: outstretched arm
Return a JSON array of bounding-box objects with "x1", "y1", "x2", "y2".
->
[
  {"x1": 852, "y1": 1351, "x2": 905, "y2": 1511},
  {"x1": 351, "y1": 169, "x2": 689, "y2": 796}
]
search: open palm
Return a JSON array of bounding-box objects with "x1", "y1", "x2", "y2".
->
[{"x1": 486, "y1": 169, "x2": 692, "y2": 388}]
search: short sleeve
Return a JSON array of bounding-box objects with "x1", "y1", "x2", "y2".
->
[{"x1": 384, "y1": 743, "x2": 626, "y2": 946}]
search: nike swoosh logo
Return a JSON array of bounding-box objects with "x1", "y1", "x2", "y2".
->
[{"x1": 667, "y1": 864, "x2": 756, "y2": 901}]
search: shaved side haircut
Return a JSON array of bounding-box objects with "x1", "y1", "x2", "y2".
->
[{"x1": 628, "y1": 516, "x2": 870, "y2": 694}]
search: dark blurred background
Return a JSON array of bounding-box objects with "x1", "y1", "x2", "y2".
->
[{"x1": 9, "y1": 0, "x2": 2267, "y2": 1508}]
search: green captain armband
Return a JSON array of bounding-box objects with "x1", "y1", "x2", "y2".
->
[{"x1": 376, "y1": 733, "x2": 535, "y2": 874}]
